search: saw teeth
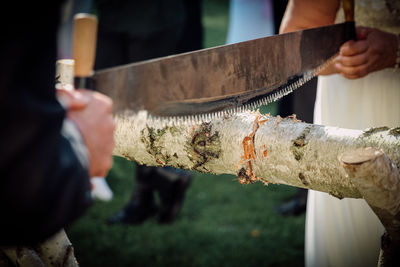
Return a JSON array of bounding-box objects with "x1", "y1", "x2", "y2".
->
[{"x1": 144, "y1": 54, "x2": 335, "y2": 127}]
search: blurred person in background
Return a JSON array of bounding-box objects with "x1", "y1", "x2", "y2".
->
[
  {"x1": 93, "y1": 0, "x2": 203, "y2": 225},
  {"x1": 1, "y1": 0, "x2": 115, "y2": 245}
]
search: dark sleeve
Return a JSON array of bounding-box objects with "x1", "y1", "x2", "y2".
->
[{"x1": 0, "y1": 1, "x2": 92, "y2": 245}]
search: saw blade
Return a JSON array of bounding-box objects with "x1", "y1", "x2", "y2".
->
[
  {"x1": 147, "y1": 56, "x2": 334, "y2": 126},
  {"x1": 93, "y1": 22, "x2": 354, "y2": 125}
]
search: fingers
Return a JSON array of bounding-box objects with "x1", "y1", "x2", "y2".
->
[
  {"x1": 335, "y1": 62, "x2": 369, "y2": 79},
  {"x1": 86, "y1": 92, "x2": 115, "y2": 177},
  {"x1": 335, "y1": 53, "x2": 370, "y2": 79},
  {"x1": 66, "y1": 90, "x2": 115, "y2": 177},
  {"x1": 340, "y1": 39, "x2": 368, "y2": 56},
  {"x1": 56, "y1": 88, "x2": 89, "y2": 110},
  {"x1": 91, "y1": 116, "x2": 115, "y2": 177},
  {"x1": 335, "y1": 53, "x2": 377, "y2": 79},
  {"x1": 91, "y1": 91, "x2": 113, "y2": 113},
  {"x1": 330, "y1": 50, "x2": 370, "y2": 79},
  {"x1": 355, "y1": 26, "x2": 372, "y2": 40},
  {"x1": 337, "y1": 54, "x2": 368, "y2": 67},
  {"x1": 335, "y1": 27, "x2": 397, "y2": 79},
  {"x1": 340, "y1": 26, "x2": 372, "y2": 57}
]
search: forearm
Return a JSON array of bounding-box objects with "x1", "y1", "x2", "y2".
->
[
  {"x1": 280, "y1": 0, "x2": 341, "y2": 76},
  {"x1": 280, "y1": 0, "x2": 339, "y2": 34}
]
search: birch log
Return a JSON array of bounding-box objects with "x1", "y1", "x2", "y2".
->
[{"x1": 114, "y1": 112, "x2": 400, "y2": 200}]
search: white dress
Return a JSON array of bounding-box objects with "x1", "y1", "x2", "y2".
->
[
  {"x1": 306, "y1": 1, "x2": 400, "y2": 267},
  {"x1": 226, "y1": 0, "x2": 274, "y2": 44}
]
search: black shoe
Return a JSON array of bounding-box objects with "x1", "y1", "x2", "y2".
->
[
  {"x1": 276, "y1": 197, "x2": 307, "y2": 216},
  {"x1": 156, "y1": 170, "x2": 192, "y2": 224},
  {"x1": 107, "y1": 203, "x2": 158, "y2": 225}
]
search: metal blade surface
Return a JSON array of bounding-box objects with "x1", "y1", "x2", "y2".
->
[{"x1": 93, "y1": 22, "x2": 354, "y2": 117}]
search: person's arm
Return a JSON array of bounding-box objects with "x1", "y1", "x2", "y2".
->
[
  {"x1": 280, "y1": 0, "x2": 399, "y2": 78},
  {"x1": 280, "y1": 0, "x2": 341, "y2": 75},
  {"x1": 279, "y1": 0, "x2": 340, "y2": 33},
  {"x1": 0, "y1": 3, "x2": 114, "y2": 245},
  {"x1": 57, "y1": 88, "x2": 115, "y2": 177}
]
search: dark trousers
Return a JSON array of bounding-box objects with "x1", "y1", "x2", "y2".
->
[{"x1": 94, "y1": 0, "x2": 203, "y2": 221}]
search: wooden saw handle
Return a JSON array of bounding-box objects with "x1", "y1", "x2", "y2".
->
[
  {"x1": 72, "y1": 13, "x2": 98, "y2": 88},
  {"x1": 342, "y1": 0, "x2": 355, "y2": 22},
  {"x1": 342, "y1": 0, "x2": 356, "y2": 40}
]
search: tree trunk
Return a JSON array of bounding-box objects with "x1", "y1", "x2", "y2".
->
[
  {"x1": 2, "y1": 230, "x2": 78, "y2": 267},
  {"x1": 114, "y1": 111, "x2": 400, "y2": 200},
  {"x1": 340, "y1": 148, "x2": 400, "y2": 267}
]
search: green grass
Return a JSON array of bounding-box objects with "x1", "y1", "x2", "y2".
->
[
  {"x1": 68, "y1": 157, "x2": 305, "y2": 267},
  {"x1": 202, "y1": 0, "x2": 230, "y2": 48},
  {"x1": 67, "y1": 1, "x2": 305, "y2": 266}
]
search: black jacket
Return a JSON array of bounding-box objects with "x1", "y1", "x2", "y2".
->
[{"x1": 0, "y1": 1, "x2": 92, "y2": 245}]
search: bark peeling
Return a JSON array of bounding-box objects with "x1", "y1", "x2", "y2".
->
[{"x1": 236, "y1": 114, "x2": 268, "y2": 184}]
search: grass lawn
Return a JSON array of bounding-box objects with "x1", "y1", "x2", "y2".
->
[{"x1": 67, "y1": 1, "x2": 305, "y2": 266}]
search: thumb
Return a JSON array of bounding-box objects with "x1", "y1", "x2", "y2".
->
[
  {"x1": 356, "y1": 26, "x2": 371, "y2": 40},
  {"x1": 57, "y1": 88, "x2": 89, "y2": 110}
]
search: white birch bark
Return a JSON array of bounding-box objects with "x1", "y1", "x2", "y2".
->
[
  {"x1": 114, "y1": 111, "x2": 400, "y2": 200},
  {"x1": 2, "y1": 246, "x2": 45, "y2": 267},
  {"x1": 2, "y1": 230, "x2": 78, "y2": 267},
  {"x1": 340, "y1": 148, "x2": 400, "y2": 267},
  {"x1": 35, "y1": 230, "x2": 78, "y2": 267}
]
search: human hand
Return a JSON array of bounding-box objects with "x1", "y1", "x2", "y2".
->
[
  {"x1": 57, "y1": 88, "x2": 115, "y2": 177},
  {"x1": 334, "y1": 26, "x2": 398, "y2": 79}
]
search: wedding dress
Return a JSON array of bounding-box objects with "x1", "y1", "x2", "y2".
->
[{"x1": 306, "y1": 0, "x2": 400, "y2": 266}]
